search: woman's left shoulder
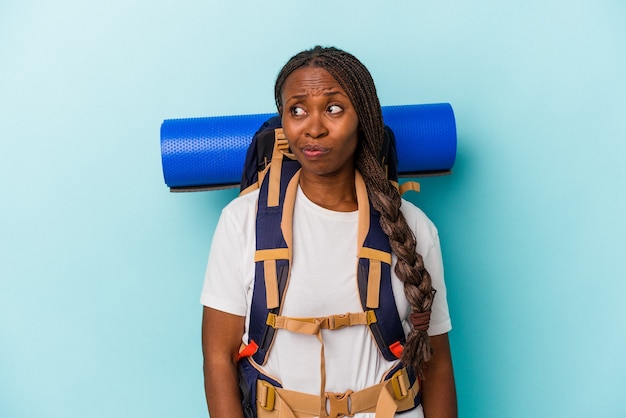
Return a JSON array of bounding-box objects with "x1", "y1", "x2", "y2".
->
[{"x1": 399, "y1": 199, "x2": 439, "y2": 240}]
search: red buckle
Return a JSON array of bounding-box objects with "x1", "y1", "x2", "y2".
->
[
  {"x1": 237, "y1": 340, "x2": 259, "y2": 361},
  {"x1": 389, "y1": 341, "x2": 403, "y2": 358}
]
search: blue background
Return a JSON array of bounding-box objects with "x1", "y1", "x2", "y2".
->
[{"x1": 1, "y1": 1, "x2": 625, "y2": 417}]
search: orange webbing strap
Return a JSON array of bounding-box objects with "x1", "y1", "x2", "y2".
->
[
  {"x1": 390, "y1": 179, "x2": 421, "y2": 195},
  {"x1": 359, "y1": 247, "x2": 392, "y2": 309},
  {"x1": 355, "y1": 171, "x2": 370, "y2": 257},
  {"x1": 267, "y1": 129, "x2": 291, "y2": 207},
  {"x1": 367, "y1": 259, "x2": 382, "y2": 308},
  {"x1": 280, "y1": 169, "x2": 299, "y2": 260},
  {"x1": 399, "y1": 180, "x2": 420, "y2": 195},
  {"x1": 266, "y1": 311, "x2": 376, "y2": 335},
  {"x1": 255, "y1": 367, "x2": 419, "y2": 418},
  {"x1": 255, "y1": 249, "x2": 290, "y2": 309}
]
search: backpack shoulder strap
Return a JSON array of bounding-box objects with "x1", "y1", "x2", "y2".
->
[
  {"x1": 354, "y1": 171, "x2": 407, "y2": 361},
  {"x1": 248, "y1": 132, "x2": 300, "y2": 365}
]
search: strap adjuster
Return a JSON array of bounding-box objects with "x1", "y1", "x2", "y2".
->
[
  {"x1": 266, "y1": 313, "x2": 277, "y2": 328},
  {"x1": 365, "y1": 310, "x2": 377, "y2": 325},
  {"x1": 259, "y1": 381, "x2": 276, "y2": 411},
  {"x1": 390, "y1": 369, "x2": 410, "y2": 400}
]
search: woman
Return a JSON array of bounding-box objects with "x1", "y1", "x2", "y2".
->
[{"x1": 201, "y1": 46, "x2": 457, "y2": 417}]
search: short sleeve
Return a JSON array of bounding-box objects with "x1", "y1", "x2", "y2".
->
[
  {"x1": 422, "y1": 233, "x2": 452, "y2": 336},
  {"x1": 200, "y1": 192, "x2": 258, "y2": 316}
]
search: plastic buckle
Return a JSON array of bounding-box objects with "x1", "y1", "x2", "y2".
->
[
  {"x1": 326, "y1": 390, "x2": 354, "y2": 417},
  {"x1": 329, "y1": 314, "x2": 351, "y2": 330},
  {"x1": 391, "y1": 370, "x2": 410, "y2": 400},
  {"x1": 259, "y1": 381, "x2": 275, "y2": 411},
  {"x1": 388, "y1": 341, "x2": 404, "y2": 359}
]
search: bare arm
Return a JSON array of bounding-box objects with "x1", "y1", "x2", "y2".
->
[
  {"x1": 201, "y1": 306, "x2": 246, "y2": 418},
  {"x1": 421, "y1": 333, "x2": 458, "y2": 418}
]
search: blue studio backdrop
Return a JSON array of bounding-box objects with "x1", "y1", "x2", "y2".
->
[{"x1": 1, "y1": 1, "x2": 625, "y2": 417}]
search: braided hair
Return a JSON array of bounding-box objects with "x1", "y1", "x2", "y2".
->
[{"x1": 274, "y1": 46, "x2": 436, "y2": 375}]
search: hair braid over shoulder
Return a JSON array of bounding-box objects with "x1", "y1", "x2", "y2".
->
[{"x1": 275, "y1": 46, "x2": 436, "y2": 375}]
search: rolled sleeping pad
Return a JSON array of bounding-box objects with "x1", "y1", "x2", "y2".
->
[{"x1": 160, "y1": 103, "x2": 456, "y2": 191}]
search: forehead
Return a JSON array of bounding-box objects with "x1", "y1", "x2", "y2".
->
[{"x1": 281, "y1": 67, "x2": 347, "y2": 99}]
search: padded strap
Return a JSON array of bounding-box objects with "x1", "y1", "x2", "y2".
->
[
  {"x1": 356, "y1": 173, "x2": 390, "y2": 311},
  {"x1": 353, "y1": 170, "x2": 405, "y2": 361}
]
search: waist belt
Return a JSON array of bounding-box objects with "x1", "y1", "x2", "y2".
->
[{"x1": 255, "y1": 367, "x2": 419, "y2": 418}]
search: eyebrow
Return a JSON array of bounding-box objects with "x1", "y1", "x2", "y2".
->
[{"x1": 285, "y1": 90, "x2": 348, "y2": 102}]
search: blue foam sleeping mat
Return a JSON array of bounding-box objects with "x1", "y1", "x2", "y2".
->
[{"x1": 160, "y1": 103, "x2": 456, "y2": 192}]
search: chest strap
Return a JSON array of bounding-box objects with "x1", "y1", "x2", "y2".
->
[{"x1": 266, "y1": 311, "x2": 377, "y2": 334}]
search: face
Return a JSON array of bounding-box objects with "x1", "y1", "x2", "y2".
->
[{"x1": 280, "y1": 66, "x2": 359, "y2": 181}]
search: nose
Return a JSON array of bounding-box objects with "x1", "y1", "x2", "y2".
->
[{"x1": 305, "y1": 112, "x2": 328, "y2": 139}]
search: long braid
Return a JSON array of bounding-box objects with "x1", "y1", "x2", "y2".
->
[{"x1": 275, "y1": 46, "x2": 435, "y2": 375}]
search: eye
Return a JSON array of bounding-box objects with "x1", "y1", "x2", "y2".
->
[
  {"x1": 327, "y1": 104, "x2": 343, "y2": 114},
  {"x1": 290, "y1": 106, "x2": 306, "y2": 116}
]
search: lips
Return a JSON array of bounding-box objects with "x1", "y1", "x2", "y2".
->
[{"x1": 301, "y1": 144, "x2": 330, "y2": 159}]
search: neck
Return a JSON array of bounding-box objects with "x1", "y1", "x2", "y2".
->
[{"x1": 298, "y1": 170, "x2": 357, "y2": 212}]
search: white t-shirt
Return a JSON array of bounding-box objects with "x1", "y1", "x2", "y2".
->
[{"x1": 201, "y1": 186, "x2": 451, "y2": 418}]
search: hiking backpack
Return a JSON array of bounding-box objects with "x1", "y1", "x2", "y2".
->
[{"x1": 236, "y1": 116, "x2": 420, "y2": 417}]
